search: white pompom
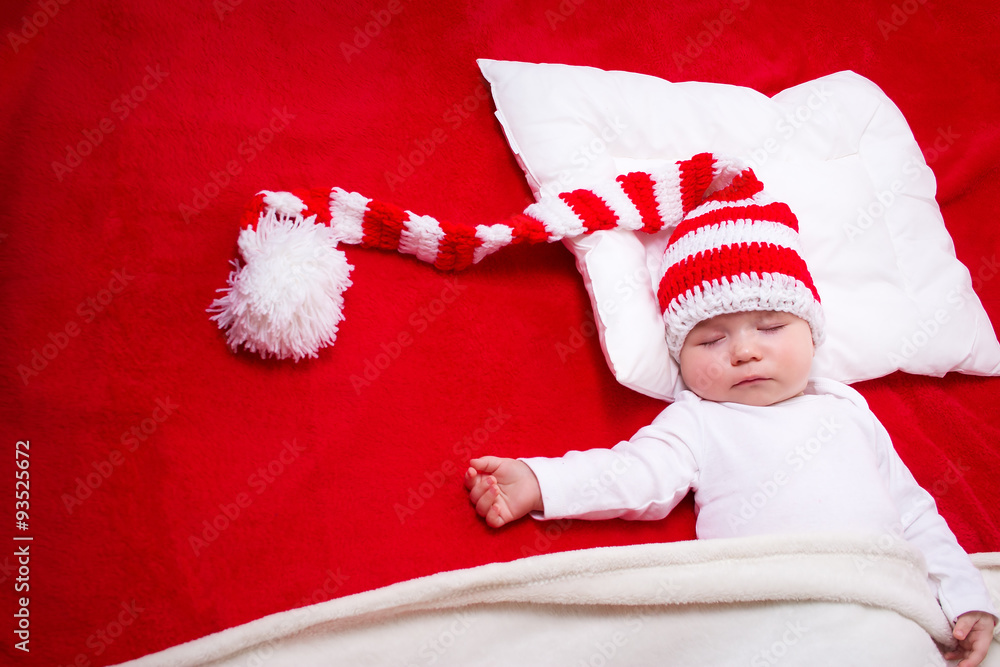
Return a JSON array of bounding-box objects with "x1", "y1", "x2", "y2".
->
[{"x1": 208, "y1": 211, "x2": 354, "y2": 361}]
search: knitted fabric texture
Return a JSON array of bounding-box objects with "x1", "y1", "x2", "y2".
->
[{"x1": 228, "y1": 152, "x2": 823, "y2": 358}]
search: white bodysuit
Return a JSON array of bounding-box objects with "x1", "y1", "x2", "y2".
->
[{"x1": 522, "y1": 377, "x2": 996, "y2": 622}]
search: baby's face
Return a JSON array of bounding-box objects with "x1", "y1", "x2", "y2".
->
[{"x1": 678, "y1": 311, "x2": 814, "y2": 406}]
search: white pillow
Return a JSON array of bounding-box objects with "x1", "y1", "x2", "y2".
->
[{"x1": 478, "y1": 59, "x2": 1000, "y2": 401}]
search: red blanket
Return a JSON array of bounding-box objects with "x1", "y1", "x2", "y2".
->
[{"x1": 2, "y1": 1, "x2": 999, "y2": 664}]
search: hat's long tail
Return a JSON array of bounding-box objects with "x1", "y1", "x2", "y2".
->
[{"x1": 208, "y1": 153, "x2": 747, "y2": 360}]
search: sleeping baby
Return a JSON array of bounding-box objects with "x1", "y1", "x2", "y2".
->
[{"x1": 464, "y1": 156, "x2": 997, "y2": 666}]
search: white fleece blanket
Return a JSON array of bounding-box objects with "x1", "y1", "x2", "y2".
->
[{"x1": 118, "y1": 533, "x2": 1000, "y2": 667}]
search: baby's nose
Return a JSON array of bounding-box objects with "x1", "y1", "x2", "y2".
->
[{"x1": 731, "y1": 336, "x2": 762, "y2": 363}]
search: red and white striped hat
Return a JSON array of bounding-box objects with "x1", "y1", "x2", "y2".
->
[
  {"x1": 655, "y1": 160, "x2": 824, "y2": 357},
  {"x1": 210, "y1": 153, "x2": 823, "y2": 361}
]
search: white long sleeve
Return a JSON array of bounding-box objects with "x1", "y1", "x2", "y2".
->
[
  {"x1": 521, "y1": 406, "x2": 699, "y2": 522},
  {"x1": 857, "y1": 383, "x2": 997, "y2": 623}
]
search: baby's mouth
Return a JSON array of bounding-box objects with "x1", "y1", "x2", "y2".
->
[{"x1": 734, "y1": 376, "x2": 768, "y2": 387}]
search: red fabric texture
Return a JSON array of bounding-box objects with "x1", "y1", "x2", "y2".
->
[{"x1": 1, "y1": 1, "x2": 999, "y2": 665}]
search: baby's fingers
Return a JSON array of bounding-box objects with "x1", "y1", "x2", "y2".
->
[
  {"x1": 474, "y1": 482, "x2": 501, "y2": 518},
  {"x1": 470, "y1": 456, "x2": 505, "y2": 476},
  {"x1": 485, "y1": 501, "x2": 511, "y2": 528},
  {"x1": 956, "y1": 634, "x2": 990, "y2": 667},
  {"x1": 466, "y1": 472, "x2": 494, "y2": 503},
  {"x1": 953, "y1": 615, "x2": 976, "y2": 641}
]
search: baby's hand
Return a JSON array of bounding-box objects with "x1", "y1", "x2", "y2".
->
[
  {"x1": 464, "y1": 456, "x2": 542, "y2": 528},
  {"x1": 944, "y1": 611, "x2": 996, "y2": 667}
]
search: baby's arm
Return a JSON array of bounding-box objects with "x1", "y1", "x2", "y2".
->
[
  {"x1": 863, "y1": 404, "x2": 997, "y2": 663},
  {"x1": 945, "y1": 611, "x2": 995, "y2": 667},
  {"x1": 465, "y1": 456, "x2": 543, "y2": 528}
]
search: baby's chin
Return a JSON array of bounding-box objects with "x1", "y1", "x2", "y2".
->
[{"x1": 687, "y1": 381, "x2": 806, "y2": 406}]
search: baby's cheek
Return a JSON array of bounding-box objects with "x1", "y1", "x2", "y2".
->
[{"x1": 679, "y1": 352, "x2": 724, "y2": 394}]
